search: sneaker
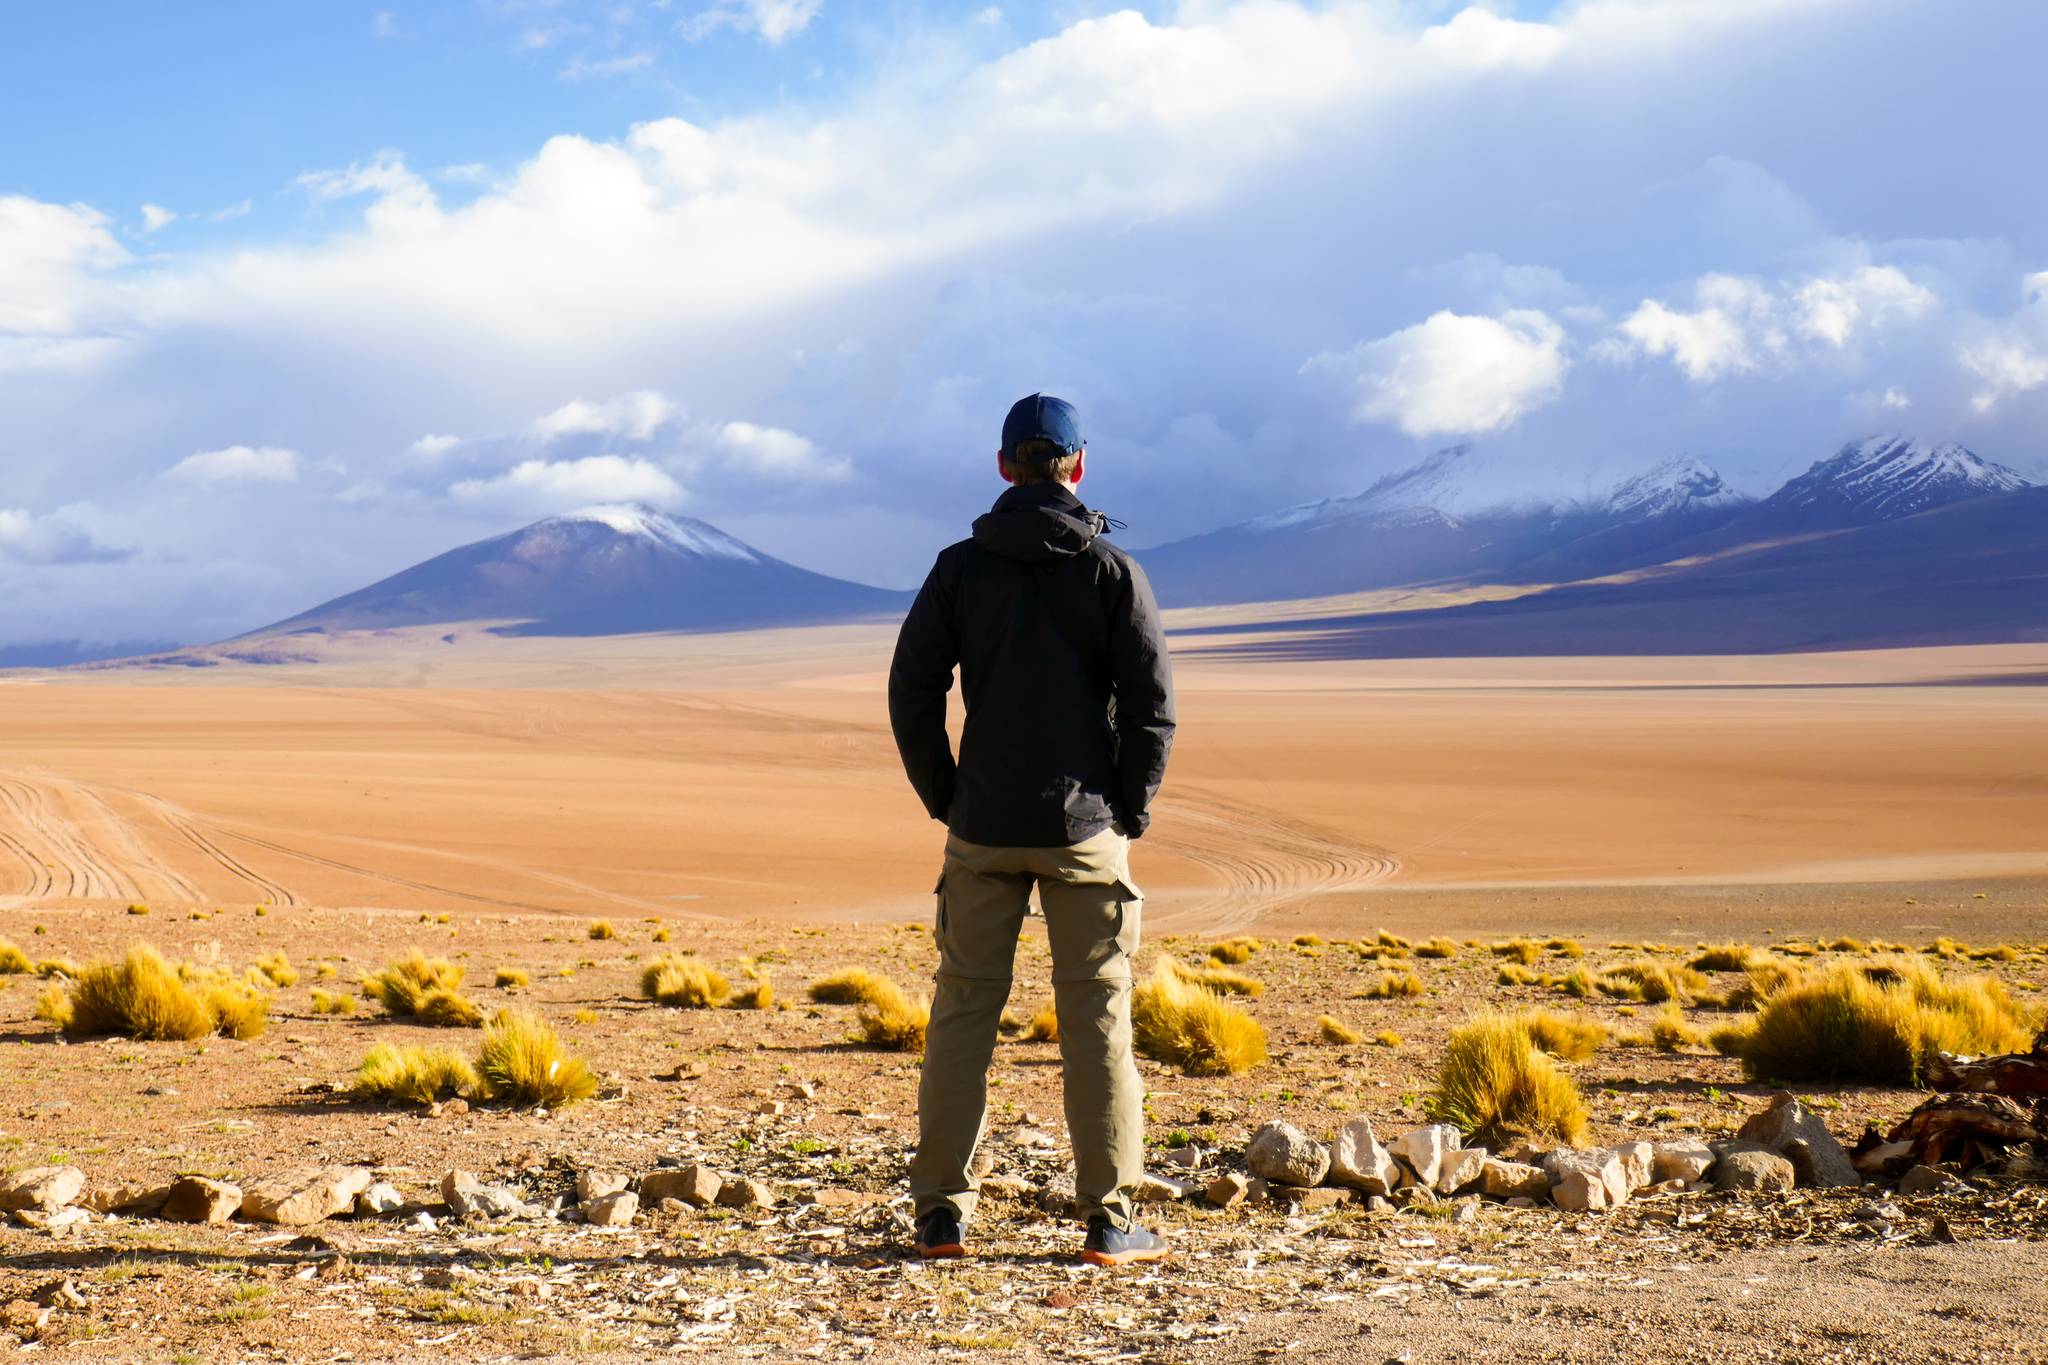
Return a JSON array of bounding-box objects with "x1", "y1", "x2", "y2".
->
[
  {"x1": 1080, "y1": 1217, "x2": 1171, "y2": 1267},
  {"x1": 914, "y1": 1207, "x2": 965, "y2": 1259}
]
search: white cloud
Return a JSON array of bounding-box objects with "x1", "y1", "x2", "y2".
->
[
  {"x1": 1617, "y1": 266, "x2": 1937, "y2": 381},
  {"x1": 1617, "y1": 287, "x2": 1762, "y2": 382},
  {"x1": 530, "y1": 391, "x2": 678, "y2": 443},
  {"x1": 167, "y1": 445, "x2": 300, "y2": 483},
  {"x1": 0, "y1": 508, "x2": 128, "y2": 565},
  {"x1": 1881, "y1": 387, "x2": 1911, "y2": 409},
  {"x1": 0, "y1": 195, "x2": 130, "y2": 338},
  {"x1": 560, "y1": 51, "x2": 654, "y2": 81},
  {"x1": 409, "y1": 433, "x2": 460, "y2": 456},
  {"x1": 1307, "y1": 310, "x2": 1569, "y2": 437},
  {"x1": 682, "y1": 0, "x2": 823, "y2": 45},
  {"x1": 373, "y1": 10, "x2": 397, "y2": 39},
  {"x1": 1961, "y1": 338, "x2": 2048, "y2": 413},
  {"x1": 712, "y1": 421, "x2": 850, "y2": 480},
  {"x1": 139, "y1": 203, "x2": 177, "y2": 234},
  {"x1": 209, "y1": 198, "x2": 253, "y2": 222},
  {"x1": 1794, "y1": 265, "x2": 1935, "y2": 347},
  {"x1": 449, "y1": 455, "x2": 683, "y2": 509}
]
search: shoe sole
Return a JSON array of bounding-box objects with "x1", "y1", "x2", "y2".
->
[
  {"x1": 917, "y1": 1242, "x2": 966, "y2": 1259},
  {"x1": 1079, "y1": 1247, "x2": 1172, "y2": 1267}
]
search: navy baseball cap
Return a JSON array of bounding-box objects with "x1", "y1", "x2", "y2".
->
[{"x1": 1001, "y1": 393, "x2": 1084, "y2": 460}]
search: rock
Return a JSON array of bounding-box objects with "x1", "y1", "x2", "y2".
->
[
  {"x1": 575, "y1": 1171, "x2": 631, "y2": 1202},
  {"x1": 1365, "y1": 1194, "x2": 1395, "y2": 1214},
  {"x1": 1480, "y1": 1158, "x2": 1550, "y2": 1201},
  {"x1": 355, "y1": 1182, "x2": 404, "y2": 1216},
  {"x1": 1036, "y1": 1175, "x2": 1077, "y2": 1218},
  {"x1": 242, "y1": 1167, "x2": 374, "y2": 1226},
  {"x1": 1243, "y1": 1177, "x2": 1272, "y2": 1206},
  {"x1": 0, "y1": 1167, "x2": 85, "y2": 1214},
  {"x1": 2, "y1": 1297, "x2": 50, "y2": 1340},
  {"x1": 1134, "y1": 1173, "x2": 1200, "y2": 1203},
  {"x1": 406, "y1": 1211, "x2": 437, "y2": 1233},
  {"x1": 161, "y1": 1177, "x2": 241, "y2": 1225},
  {"x1": 1504, "y1": 1195, "x2": 1541, "y2": 1209},
  {"x1": 81, "y1": 1183, "x2": 170, "y2": 1216},
  {"x1": 976, "y1": 1175, "x2": 1035, "y2": 1202},
  {"x1": 439, "y1": 1171, "x2": 541, "y2": 1221},
  {"x1": 1437, "y1": 1146, "x2": 1488, "y2": 1195},
  {"x1": 641, "y1": 1165, "x2": 723, "y2": 1209},
  {"x1": 1328, "y1": 1118, "x2": 1400, "y2": 1195},
  {"x1": 1246, "y1": 1121, "x2": 1330, "y2": 1188},
  {"x1": 13, "y1": 1207, "x2": 88, "y2": 1233},
  {"x1": 427, "y1": 1098, "x2": 468, "y2": 1119},
  {"x1": 1607, "y1": 1141, "x2": 1655, "y2": 1193},
  {"x1": 1552, "y1": 1169, "x2": 1617, "y2": 1212},
  {"x1": 1388, "y1": 1125, "x2": 1462, "y2": 1190},
  {"x1": 1291, "y1": 1186, "x2": 1353, "y2": 1212},
  {"x1": 581, "y1": 1191, "x2": 638, "y2": 1227},
  {"x1": 37, "y1": 1280, "x2": 84, "y2": 1311},
  {"x1": 1652, "y1": 1140, "x2": 1716, "y2": 1184},
  {"x1": 1205, "y1": 1171, "x2": 1250, "y2": 1209},
  {"x1": 1898, "y1": 1165, "x2": 1969, "y2": 1197},
  {"x1": 1542, "y1": 1149, "x2": 1629, "y2": 1209},
  {"x1": 1737, "y1": 1092, "x2": 1860, "y2": 1188},
  {"x1": 1161, "y1": 1143, "x2": 1205, "y2": 1170},
  {"x1": 1712, "y1": 1146, "x2": 1795, "y2": 1193},
  {"x1": 715, "y1": 1177, "x2": 775, "y2": 1209}
]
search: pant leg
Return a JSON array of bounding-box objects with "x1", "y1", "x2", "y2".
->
[
  {"x1": 910, "y1": 837, "x2": 1031, "y2": 1225},
  {"x1": 1034, "y1": 828, "x2": 1145, "y2": 1231}
]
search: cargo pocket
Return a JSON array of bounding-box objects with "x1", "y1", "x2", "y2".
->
[
  {"x1": 1111, "y1": 876, "x2": 1143, "y2": 965},
  {"x1": 933, "y1": 869, "x2": 948, "y2": 944}
]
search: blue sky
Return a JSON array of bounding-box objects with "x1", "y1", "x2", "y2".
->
[{"x1": 3, "y1": 0, "x2": 2046, "y2": 647}]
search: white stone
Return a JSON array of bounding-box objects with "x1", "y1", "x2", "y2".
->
[
  {"x1": 1246, "y1": 1121, "x2": 1331, "y2": 1188},
  {"x1": 1388, "y1": 1125, "x2": 1462, "y2": 1190},
  {"x1": 1328, "y1": 1118, "x2": 1401, "y2": 1195},
  {"x1": 355, "y1": 1182, "x2": 405, "y2": 1216},
  {"x1": 0, "y1": 1166, "x2": 85, "y2": 1214},
  {"x1": 1436, "y1": 1146, "x2": 1489, "y2": 1194},
  {"x1": 242, "y1": 1167, "x2": 374, "y2": 1226},
  {"x1": 581, "y1": 1191, "x2": 639, "y2": 1227},
  {"x1": 1480, "y1": 1158, "x2": 1550, "y2": 1200},
  {"x1": 575, "y1": 1171, "x2": 631, "y2": 1202},
  {"x1": 1607, "y1": 1141, "x2": 1655, "y2": 1193},
  {"x1": 1652, "y1": 1141, "x2": 1716, "y2": 1184}
]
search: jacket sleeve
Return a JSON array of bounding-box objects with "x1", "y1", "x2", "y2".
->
[
  {"x1": 1106, "y1": 555, "x2": 1176, "y2": 838},
  {"x1": 887, "y1": 556, "x2": 959, "y2": 824}
]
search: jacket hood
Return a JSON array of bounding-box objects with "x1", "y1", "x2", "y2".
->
[{"x1": 971, "y1": 482, "x2": 1110, "y2": 562}]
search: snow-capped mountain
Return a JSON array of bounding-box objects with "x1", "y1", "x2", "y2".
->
[
  {"x1": 1602, "y1": 457, "x2": 1748, "y2": 520},
  {"x1": 1761, "y1": 436, "x2": 2032, "y2": 523},
  {"x1": 243, "y1": 504, "x2": 906, "y2": 639}
]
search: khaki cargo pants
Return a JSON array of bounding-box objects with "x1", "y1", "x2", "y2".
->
[{"x1": 910, "y1": 826, "x2": 1145, "y2": 1231}]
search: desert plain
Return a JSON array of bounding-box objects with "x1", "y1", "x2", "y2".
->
[{"x1": 1, "y1": 625, "x2": 2046, "y2": 1362}]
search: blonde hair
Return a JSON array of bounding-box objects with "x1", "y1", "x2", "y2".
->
[{"x1": 1002, "y1": 439, "x2": 1083, "y2": 486}]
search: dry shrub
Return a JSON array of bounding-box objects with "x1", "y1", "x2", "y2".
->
[
  {"x1": 1497, "y1": 964, "x2": 1540, "y2": 986},
  {"x1": 1291, "y1": 934, "x2": 1325, "y2": 950},
  {"x1": 1026, "y1": 1001, "x2": 1059, "y2": 1042},
  {"x1": 1372, "y1": 1029, "x2": 1403, "y2": 1047},
  {"x1": 1207, "y1": 936, "x2": 1261, "y2": 964},
  {"x1": 35, "y1": 957, "x2": 78, "y2": 979},
  {"x1": 1427, "y1": 1014, "x2": 1588, "y2": 1148},
  {"x1": 0, "y1": 940, "x2": 29, "y2": 975},
  {"x1": 1167, "y1": 958, "x2": 1264, "y2": 997},
  {"x1": 1777, "y1": 941, "x2": 1820, "y2": 957},
  {"x1": 570, "y1": 1007, "x2": 598, "y2": 1025},
  {"x1": 364, "y1": 952, "x2": 465, "y2": 1016},
  {"x1": 853, "y1": 978, "x2": 929, "y2": 1052},
  {"x1": 1825, "y1": 937, "x2": 1868, "y2": 953},
  {"x1": 416, "y1": 988, "x2": 485, "y2": 1029},
  {"x1": 642, "y1": 954, "x2": 731, "y2": 1008},
  {"x1": 1491, "y1": 940, "x2": 1540, "y2": 965},
  {"x1": 126, "y1": 903, "x2": 149, "y2": 916},
  {"x1": 1516, "y1": 1008, "x2": 1606, "y2": 1061},
  {"x1": 1719, "y1": 959, "x2": 1807, "y2": 1010},
  {"x1": 586, "y1": 920, "x2": 616, "y2": 941},
  {"x1": 651, "y1": 926, "x2": 672, "y2": 943},
  {"x1": 1358, "y1": 970, "x2": 1424, "y2": 1000},
  {"x1": 1132, "y1": 960, "x2": 1266, "y2": 1076},
  {"x1": 39, "y1": 945, "x2": 269, "y2": 1041},
  {"x1": 1415, "y1": 937, "x2": 1459, "y2": 960},
  {"x1": 1544, "y1": 937, "x2": 1586, "y2": 959},
  {"x1": 807, "y1": 968, "x2": 896, "y2": 1006},
  {"x1": 1724, "y1": 958, "x2": 2036, "y2": 1085},
  {"x1": 1971, "y1": 944, "x2": 2019, "y2": 963},
  {"x1": 1690, "y1": 945, "x2": 1762, "y2": 973},
  {"x1": 310, "y1": 988, "x2": 357, "y2": 1016},
  {"x1": 493, "y1": 968, "x2": 530, "y2": 989},
  {"x1": 476, "y1": 1008, "x2": 599, "y2": 1108},
  {"x1": 354, "y1": 1043, "x2": 478, "y2": 1106},
  {"x1": 1595, "y1": 961, "x2": 1711, "y2": 1004},
  {"x1": 1648, "y1": 1003, "x2": 1705, "y2": 1051},
  {"x1": 1376, "y1": 930, "x2": 1412, "y2": 950},
  {"x1": 1317, "y1": 1015, "x2": 1360, "y2": 1045},
  {"x1": 730, "y1": 977, "x2": 775, "y2": 1010},
  {"x1": 203, "y1": 979, "x2": 272, "y2": 1040},
  {"x1": 251, "y1": 952, "x2": 298, "y2": 988}
]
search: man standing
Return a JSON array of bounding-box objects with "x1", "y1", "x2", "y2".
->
[{"x1": 889, "y1": 393, "x2": 1177, "y2": 1267}]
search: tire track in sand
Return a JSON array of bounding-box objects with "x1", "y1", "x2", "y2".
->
[
  {"x1": 1143, "y1": 786, "x2": 1399, "y2": 935},
  {"x1": 0, "y1": 777, "x2": 138, "y2": 901}
]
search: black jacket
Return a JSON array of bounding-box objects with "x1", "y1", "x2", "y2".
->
[{"x1": 888, "y1": 481, "x2": 1176, "y2": 848}]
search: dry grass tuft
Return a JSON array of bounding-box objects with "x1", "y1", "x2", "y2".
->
[
  {"x1": 1376, "y1": 930, "x2": 1413, "y2": 950},
  {"x1": 493, "y1": 968, "x2": 530, "y2": 990},
  {"x1": 251, "y1": 952, "x2": 297, "y2": 988},
  {"x1": 1357, "y1": 970, "x2": 1424, "y2": 1000},
  {"x1": 39, "y1": 945, "x2": 270, "y2": 1041},
  {"x1": 852, "y1": 978, "x2": 929, "y2": 1052},
  {"x1": 416, "y1": 988, "x2": 485, "y2": 1029},
  {"x1": 1372, "y1": 1029, "x2": 1403, "y2": 1047},
  {"x1": 1824, "y1": 937, "x2": 1868, "y2": 953},
  {"x1": 1491, "y1": 939, "x2": 1541, "y2": 965},
  {"x1": 1544, "y1": 937, "x2": 1586, "y2": 959},
  {"x1": 1689, "y1": 944, "x2": 1764, "y2": 973},
  {"x1": 1415, "y1": 937, "x2": 1459, "y2": 959},
  {"x1": 642, "y1": 954, "x2": 732, "y2": 1008},
  {"x1": 1515, "y1": 1008, "x2": 1607, "y2": 1061},
  {"x1": 1970, "y1": 944, "x2": 2019, "y2": 963},
  {"x1": 363, "y1": 952, "x2": 465, "y2": 1017},
  {"x1": 1131, "y1": 960, "x2": 1267, "y2": 1076},
  {"x1": 1427, "y1": 1013, "x2": 1588, "y2": 1148},
  {"x1": 1317, "y1": 1014, "x2": 1360, "y2": 1045},
  {"x1": 126, "y1": 903, "x2": 149, "y2": 916},
  {"x1": 310, "y1": 988, "x2": 357, "y2": 1016},
  {"x1": 807, "y1": 968, "x2": 896, "y2": 1006},
  {"x1": 1167, "y1": 958, "x2": 1265, "y2": 997},
  {"x1": 1497, "y1": 963, "x2": 1540, "y2": 986},
  {"x1": 730, "y1": 977, "x2": 775, "y2": 1010},
  {"x1": 1026, "y1": 1001, "x2": 1059, "y2": 1042},
  {"x1": 1291, "y1": 933, "x2": 1325, "y2": 951},
  {"x1": 1588, "y1": 961, "x2": 1712, "y2": 1004},
  {"x1": 0, "y1": 940, "x2": 30, "y2": 975},
  {"x1": 353, "y1": 1043, "x2": 478, "y2": 1106},
  {"x1": 476, "y1": 1008, "x2": 599, "y2": 1108},
  {"x1": 586, "y1": 920, "x2": 617, "y2": 941},
  {"x1": 1648, "y1": 1003, "x2": 1706, "y2": 1051},
  {"x1": 1723, "y1": 958, "x2": 2036, "y2": 1085},
  {"x1": 1207, "y1": 936, "x2": 1261, "y2": 964}
]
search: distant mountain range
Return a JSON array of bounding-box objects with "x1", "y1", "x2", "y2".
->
[{"x1": 240, "y1": 504, "x2": 907, "y2": 641}]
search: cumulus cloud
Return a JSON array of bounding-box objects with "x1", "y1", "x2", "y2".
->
[
  {"x1": 139, "y1": 203, "x2": 177, "y2": 234},
  {"x1": 449, "y1": 455, "x2": 684, "y2": 511},
  {"x1": 409, "y1": 433, "x2": 460, "y2": 457},
  {"x1": 0, "y1": 508, "x2": 129, "y2": 566},
  {"x1": 167, "y1": 445, "x2": 300, "y2": 483},
  {"x1": 712, "y1": 421, "x2": 850, "y2": 480},
  {"x1": 681, "y1": 0, "x2": 823, "y2": 45},
  {"x1": 0, "y1": 195, "x2": 131, "y2": 367},
  {"x1": 530, "y1": 391, "x2": 678, "y2": 444},
  {"x1": 1307, "y1": 310, "x2": 1569, "y2": 437},
  {"x1": 1616, "y1": 265, "x2": 1938, "y2": 381}
]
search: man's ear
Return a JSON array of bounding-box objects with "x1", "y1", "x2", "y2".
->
[
  {"x1": 996, "y1": 450, "x2": 1015, "y2": 485},
  {"x1": 1070, "y1": 450, "x2": 1086, "y2": 487}
]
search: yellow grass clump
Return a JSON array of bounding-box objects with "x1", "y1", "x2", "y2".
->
[
  {"x1": 570, "y1": 1007, "x2": 598, "y2": 1025},
  {"x1": 1497, "y1": 963, "x2": 1540, "y2": 986},
  {"x1": 126, "y1": 903, "x2": 149, "y2": 916},
  {"x1": 1426, "y1": 1013, "x2": 1589, "y2": 1148},
  {"x1": 37, "y1": 945, "x2": 270, "y2": 1041},
  {"x1": 1317, "y1": 1014, "x2": 1360, "y2": 1045},
  {"x1": 1207, "y1": 936, "x2": 1261, "y2": 964},
  {"x1": 1515, "y1": 1008, "x2": 1607, "y2": 1061},
  {"x1": 1688, "y1": 944, "x2": 1762, "y2": 973},
  {"x1": 476, "y1": 1008, "x2": 599, "y2": 1108},
  {"x1": 1648, "y1": 1003, "x2": 1706, "y2": 1052},
  {"x1": 1415, "y1": 937, "x2": 1459, "y2": 959},
  {"x1": 641, "y1": 954, "x2": 732, "y2": 1008},
  {"x1": 363, "y1": 952, "x2": 465, "y2": 1016},
  {"x1": 1132, "y1": 960, "x2": 1266, "y2": 1076},
  {"x1": 1544, "y1": 937, "x2": 1586, "y2": 959},
  {"x1": 416, "y1": 988, "x2": 485, "y2": 1029},
  {"x1": 251, "y1": 952, "x2": 298, "y2": 988},
  {"x1": 1291, "y1": 933, "x2": 1325, "y2": 950},
  {"x1": 853, "y1": 978, "x2": 930, "y2": 1052},
  {"x1": 1167, "y1": 958, "x2": 1265, "y2": 997},
  {"x1": 730, "y1": 977, "x2": 775, "y2": 1010},
  {"x1": 310, "y1": 988, "x2": 357, "y2": 1016},
  {"x1": 353, "y1": 1043, "x2": 478, "y2": 1106},
  {"x1": 1372, "y1": 1029, "x2": 1403, "y2": 1047},
  {"x1": 1490, "y1": 939, "x2": 1540, "y2": 965},
  {"x1": 1590, "y1": 961, "x2": 1712, "y2": 1004},
  {"x1": 493, "y1": 968, "x2": 530, "y2": 990},
  {"x1": 0, "y1": 940, "x2": 30, "y2": 975},
  {"x1": 1026, "y1": 1001, "x2": 1059, "y2": 1042},
  {"x1": 587, "y1": 920, "x2": 616, "y2": 941},
  {"x1": 807, "y1": 967, "x2": 896, "y2": 1006},
  {"x1": 1722, "y1": 958, "x2": 2036, "y2": 1085},
  {"x1": 1357, "y1": 970, "x2": 1425, "y2": 1000},
  {"x1": 1825, "y1": 937, "x2": 1868, "y2": 954}
]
